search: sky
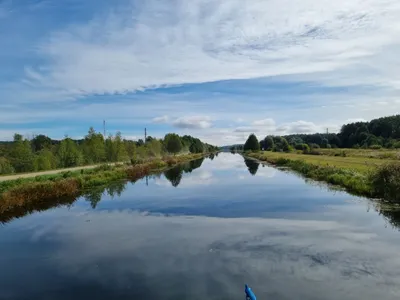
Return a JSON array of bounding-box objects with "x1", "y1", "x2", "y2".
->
[{"x1": 1, "y1": 0, "x2": 400, "y2": 146}]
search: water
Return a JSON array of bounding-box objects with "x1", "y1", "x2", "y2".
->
[{"x1": 1, "y1": 153, "x2": 400, "y2": 300}]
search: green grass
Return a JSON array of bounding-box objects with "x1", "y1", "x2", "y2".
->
[
  {"x1": 247, "y1": 151, "x2": 400, "y2": 202},
  {"x1": 248, "y1": 150, "x2": 392, "y2": 173}
]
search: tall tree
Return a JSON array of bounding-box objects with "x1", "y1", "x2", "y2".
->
[
  {"x1": 34, "y1": 149, "x2": 57, "y2": 171},
  {"x1": 31, "y1": 134, "x2": 52, "y2": 152},
  {"x1": 244, "y1": 134, "x2": 260, "y2": 151},
  {"x1": 263, "y1": 136, "x2": 274, "y2": 150},
  {"x1": 164, "y1": 133, "x2": 182, "y2": 155},
  {"x1": 57, "y1": 137, "x2": 83, "y2": 168},
  {"x1": 9, "y1": 134, "x2": 35, "y2": 172},
  {"x1": 82, "y1": 127, "x2": 106, "y2": 164}
]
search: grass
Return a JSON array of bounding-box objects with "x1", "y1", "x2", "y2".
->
[
  {"x1": 249, "y1": 151, "x2": 393, "y2": 173},
  {"x1": 247, "y1": 150, "x2": 400, "y2": 202},
  {"x1": 0, "y1": 153, "x2": 206, "y2": 213}
]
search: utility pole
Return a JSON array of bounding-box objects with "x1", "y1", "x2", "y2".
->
[
  {"x1": 144, "y1": 128, "x2": 147, "y2": 144},
  {"x1": 103, "y1": 120, "x2": 106, "y2": 138},
  {"x1": 326, "y1": 128, "x2": 329, "y2": 134}
]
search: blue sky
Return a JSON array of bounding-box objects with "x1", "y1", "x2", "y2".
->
[{"x1": 1, "y1": 0, "x2": 399, "y2": 145}]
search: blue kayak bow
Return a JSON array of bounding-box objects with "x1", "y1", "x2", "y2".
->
[{"x1": 245, "y1": 284, "x2": 256, "y2": 300}]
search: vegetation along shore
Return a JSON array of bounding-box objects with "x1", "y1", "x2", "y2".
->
[
  {"x1": 237, "y1": 115, "x2": 400, "y2": 202},
  {"x1": 0, "y1": 128, "x2": 219, "y2": 213}
]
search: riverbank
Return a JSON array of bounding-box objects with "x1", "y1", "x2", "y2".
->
[
  {"x1": 0, "y1": 153, "x2": 209, "y2": 211},
  {"x1": 246, "y1": 151, "x2": 400, "y2": 202}
]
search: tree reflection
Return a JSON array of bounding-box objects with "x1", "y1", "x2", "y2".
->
[
  {"x1": 106, "y1": 181, "x2": 127, "y2": 198},
  {"x1": 83, "y1": 188, "x2": 103, "y2": 209},
  {"x1": 164, "y1": 166, "x2": 183, "y2": 187},
  {"x1": 163, "y1": 158, "x2": 205, "y2": 187},
  {"x1": 244, "y1": 158, "x2": 260, "y2": 176}
]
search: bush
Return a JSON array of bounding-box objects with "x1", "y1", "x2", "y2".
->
[
  {"x1": 393, "y1": 141, "x2": 400, "y2": 149},
  {"x1": 369, "y1": 144, "x2": 382, "y2": 149},
  {"x1": 309, "y1": 143, "x2": 320, "y2": 149},
  {"x1": 301, "y1": 144, "x2": 311, "y2": 154},
  {"x1": 370, "y1": 163, "x2": 400, "y2": 201},
  {"x1": 0, "y1": 157, "x2": 14, "y2": 175}
]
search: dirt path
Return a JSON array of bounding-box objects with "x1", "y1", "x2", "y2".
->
[{"x1": 0, "y1": 163, "x2": 122, "y2": 182}]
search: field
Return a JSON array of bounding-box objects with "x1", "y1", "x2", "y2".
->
[
  {"x1": 252, "y1": 149, "x2": 399, "y2": 174},
  {"x1": 246, "y1": 149, "x2": 400, "y2": 202}
]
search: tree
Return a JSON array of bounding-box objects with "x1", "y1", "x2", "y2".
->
[
  {"x1": 9, "y1": 134, "x2": 35, "y2": 172},
  {"x1": 321, "y1": 138, "x2": 329, "y2": 148},
  {"x1": 263, "y1": 136, "x2": 274, "y2": 150},
  {"x1": 146, "y1": 139, "x2": 163, "y2": 157},
  {"x1": 34, "y1": 149, "x2": 57, "y2": 171},
  {"x1": 277, "y1": 137, "x2": 290, "y2": 152},
  {"x1": 189, "y1": 139, "x2": 204, "y2": 153},
  {"x1": 57, "y1": 137, "x2": 83, "y2": 168},
  {"x1": 31, "y1": 134, "x2": 52, "y2": 152},
  {"x1": 0, "y1": 157, "x2": 14, "y2": 174},
  {"x1": 244, "y1": 134, "x2": 260, "y2": 151},
  {"x1": 114, "y1": 132, "x2": 128, "y2": 161},
  {"x1": 164, "y1": 133, "x2": 182, "y2": 155},
  {"x1": 82, "y1": 127, "x2": 105, "y2": 164},
  {"x1": 124, "y1": 140, "x2": 136, "y2": 159}
]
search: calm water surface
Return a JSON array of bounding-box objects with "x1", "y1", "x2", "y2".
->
[{"x1": 1, "y1": 153, "x2": 400, "y2": 300}]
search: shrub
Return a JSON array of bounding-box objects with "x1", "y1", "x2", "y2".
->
[
  {"x1": 369, "y1": 144, "x2": 382, "y2": 150},
  {"x1": 370, "y1": 163, "x2": 400, "y2": 201}
]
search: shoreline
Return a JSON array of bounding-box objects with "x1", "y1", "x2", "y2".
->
[
  {"x1": 245, "y1": 151, "x2": 376, "y2": 200},
  {"x1": 0, "y1": 153, "x2": 211, "y2": 212}
]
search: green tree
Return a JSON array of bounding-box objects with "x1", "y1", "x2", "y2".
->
[
  {"x1": 321, "y1": 138, "x2": 329, "y2": 148},
  {"x1": 31, "y1": 134, "x2": 52, "y2": 152},
  {"x1": 57, "y1": 137, "x2": 83, "y2": 168},
  {"x1": 34, "y1": 149, "x2": 57, "y2": 171},
  {"x1": 9, "y1": 134, "x2": 35, "y2": 172},
  {"x1": 189, "y1": 139, "x2": 204, "y2": 153},
  {"x1": 0, "y1": 157, "x2": 14, "y2": 174},
  {"x1": 244, "y1": 134, "x2": 260, "y2": 151},
  {"x1": 124, "y1": 140, "x2": 136, "y2": 159},
  {"x1": 145, "y1": 139, "x2": 163, "y2": 157},
  {"x1": 164, "y1": 133, "x2": 182, "y2": 155},
  {"x1": 82, "y1": 127, "x2": 106, "y2": 164},
  {"x1": 263, "y1": 136, "x2": 274, "y2": 150},
  {"x1": 114, "y1": 132, "x2": 128, "y2": 161}
]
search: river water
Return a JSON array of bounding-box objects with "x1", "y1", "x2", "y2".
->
[{"x1": 1, "y1": 153, "x2": 400, "y2": 300}]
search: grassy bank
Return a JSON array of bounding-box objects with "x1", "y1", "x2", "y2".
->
[
  {"x1": 246, "y1": 151, "x2": 400, "y2": 202},
  {"x1": 0, "y1": 153, "x2": 206, "y2": 212}
]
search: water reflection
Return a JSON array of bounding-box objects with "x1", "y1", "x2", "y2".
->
[
  {"x1": 2, "y1": 153, "x2": 400, "y2": 300},
  {"x1": 164, "y1": 157, "x2": 205, "y2": 187},
  {"x1": 244, "y1": 157, "x2": 260, "y2": 176},
  {"x1": 0, "y1": 158, "x2": 205, "y2": 224}
]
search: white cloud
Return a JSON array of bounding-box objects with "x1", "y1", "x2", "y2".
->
[
  {"x1": 172, "y1": 116, "x2": 212, "y2": 129},
  {"x1": 276, "y1": 121, "x2": 319, "y2": 135},
  {"x1": 251, "y1": 118, "x2": 275, "y2": 127},
  {"x1": 7, "y1": 0, "x2": 400, "y2": 100},
  {"x1": 234, "y1": 126, "x2": 260, "y2": 133},
  {"x1": 152, "y1": 115, "x2": 169, "y2": 123}
]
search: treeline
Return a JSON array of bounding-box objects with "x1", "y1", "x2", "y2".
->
[
  {"x1": 0, "y1": 128, "x2": 218, "y2": 175},
  {"x1": 240, "y1": 115, "x2": 400, "y2": 152}
]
